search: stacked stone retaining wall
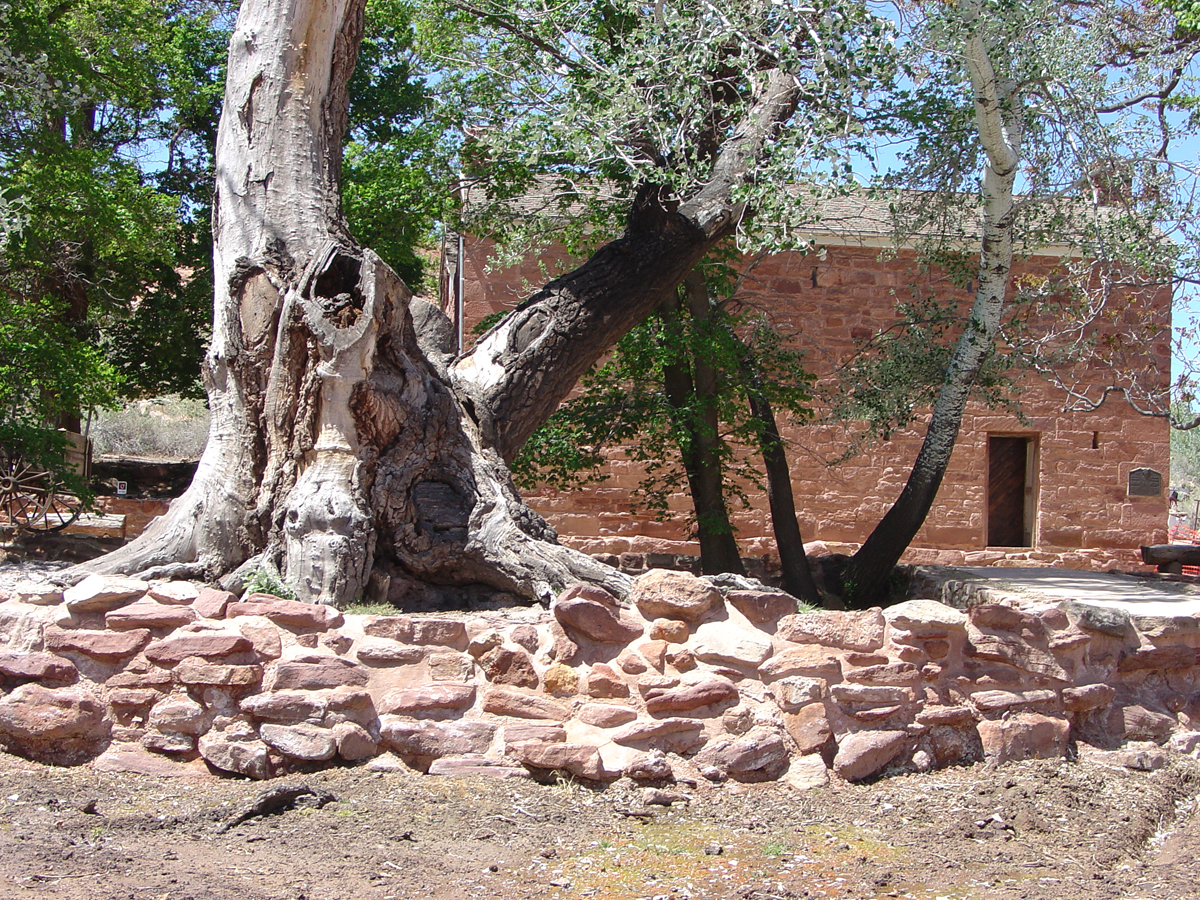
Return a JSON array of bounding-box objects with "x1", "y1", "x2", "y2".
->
[{"x1": 1, "y1": 570, "x2": 1198, "y2": 785}]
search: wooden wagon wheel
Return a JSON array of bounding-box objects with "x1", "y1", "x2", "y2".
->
[
  {"x1": 0, "y1": 454, "x2": 52, "y2": 530},
  {"x1": 27, "y1": 478, "x2": 83, "y2": 532}
]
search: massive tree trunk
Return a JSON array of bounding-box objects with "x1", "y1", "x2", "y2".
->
[
  {"x1": 840, "y1": 13, "x2": 1022, "y2": 608},
  {"x1": 75, "y1": 0, "x2": 802, "y2": 608}
]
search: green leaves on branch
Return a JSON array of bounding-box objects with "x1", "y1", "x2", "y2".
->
[{"x1": 514, "y1": 264, "x2": 813, "y2": 530}]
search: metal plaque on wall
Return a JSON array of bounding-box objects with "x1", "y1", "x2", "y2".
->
[{"x1": 1128, "y1": 467, "x2": 1163, "y2": 497}]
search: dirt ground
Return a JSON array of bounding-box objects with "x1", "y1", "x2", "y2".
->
[{"x1": 0, "y1": 750, "x2": 1198, "y2": 900}]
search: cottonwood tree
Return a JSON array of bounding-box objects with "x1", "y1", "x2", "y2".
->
[
  {"x1": 836, "y1": 0, "x2": 1199, "y2": 606},
  {"x1": 77, "y1": 0, "x2": 894, "y2": 607}
]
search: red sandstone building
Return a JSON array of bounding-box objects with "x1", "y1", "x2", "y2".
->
[{"x1": 442, "y1": 195, "x2": 1171, "y2": 573}]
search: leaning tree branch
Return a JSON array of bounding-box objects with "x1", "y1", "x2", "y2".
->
[{"x1": 451, "y1": 67, "x2": 803, "y2": 462}]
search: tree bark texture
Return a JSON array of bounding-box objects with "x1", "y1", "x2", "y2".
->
[
  {"x1": 741, "y1": 375, "x2": 822, "y2": 608},
  {"x1": 841, "y1": 11, "x2": 1022, "y2": 608},
  {"x1": 658, "y1": 277, "x2": 745, "y2": 576},
  {"x1": 74, "y1": 1, "x2": 805, "y2": 607}
]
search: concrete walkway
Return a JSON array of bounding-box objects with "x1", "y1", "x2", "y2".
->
[{"x1": 958, "y1": 566, "x2": 1200, "y2": 617}]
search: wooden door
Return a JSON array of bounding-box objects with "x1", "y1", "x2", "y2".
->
[{"x1": 988, "y1": 436, "x2": 1030, "y2": 547}]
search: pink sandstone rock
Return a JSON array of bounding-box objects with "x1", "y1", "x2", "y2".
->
[
  {"x1": 782, "y1": 704, "x2": 833, "y2": 755},
  {"x1": 148, "y1": 697, "x2": 208, "y2": 734},
  {"x1": 363, "y1": 616, "x2": 414, "y2": 642},
  {"x1": 629, "y1": 569, "x2": 722, "y2": 623},
  {"x1": 380, "y1": 683, "x2": 477, "y2": 716},
  {"x1": 576, "y1": 702, "x2": 638, "y2": 729},
  {"x1": 0, "y1": 652, "x2": 77, "y2": 683},
  {"x1": 480, "y1": 646, "x2": 539, "y2": 687},
  {"x1": 978, "y1": 713, "x2": 1069, "y2": 763},
  {"x1": 241, "y1": 691, "x2": 327, "y2": 723},
  {"x1": 43, "y1": 626, "x2": 150, "y2": 660},
  {"x1": 726, "y1": 590, "x2": 798, "y2": 624},
  {"x1": 664, "y1": 647, "x2": 696, "y2": 671},
  {"x1": 427, "y1": 756, "x2": 530, "y2": 778},
  {"x1": 267, "y1": 655, "x2": 370, "y2": 690},
  {"x1": 12, "y1": 581, "x2": 62, "y2": 605},
  {"x1": 198, "y1": 731, "x2": 272, "y2": 779},
  {"x1": 843, "y1": 662, "x2": 921, "y2": 685},
  {"x1": 769, "y1": 676, "x2": 824, "y2": 712},
  {"x1": 648, "y1": 618, "x2": 689, "y2": 643},
  {"x1": 1115, "y1": 704, "x2": 1177, "y2": 741},
  {"x1": 237, "y1": 621, "x2": 283, "y2": 659},
  {"x1": 695, "y1": 726, "x2": 790, "y2": 783},
  {"x1": 321, "y1": 632, "x2": 353, "y2": 655},
  {"x1": 354, "y1": 638, "x2": 425, "y2": 665},
  {"x1": 829, "y1": 684, "x2": 916, "y2": 709},
  {"x1": 145, "y1": 633, "x2": 253, "y2": 664},
  {"x1": 1131, "y1": 614, "x2": 1200, "y2": 639},
  {"x1": 781, "y1": 755, "x2": 830, "y2": 790},
  {"x1": 333, "y1": 724, "x2": 379, "y2": 763},
  {"x1": 62, "y1": 574, "x2": 148, "y2": 612},
  {"x1": 553, "y1": 595, "x2": 644, "y2": 644},
  {"x1": 556, "y1": 583, "x2": 621, "y2": 609},
  {"x1": 611, "y1": 717, "x2": 706, "y2": 753},
  {"x1": 92, "y1": 743, "x2": 209, "y2": 777},
  {"x1": 502, "y1": 722, "x2": 566, "y2": 743},
  {"x1": 691, "y1": 621, "x2": 773, "y2": 668},
  {"x1": 108, "y1": 687, "x2": 162, "y2": 709},
  {"x1": 108, "y1": 667, "x2": 173, "y2": 690},
  {"x1": 429, "y1": 652, "x2": 474, "y2": 682},
  {"x1": 882, "y1": 599, "x2": 967, "y2": 634},
  {"x1": 509, "y1": 741, "x2": 608, "y2": 780},
  {"x1": 174, "y1": 657, "x2": 262, "y2": 687},
  {"x1": 643, "y1": 676, "x2": 738, "y2": 714},
  {"x1": 260, "y1": 722, "x2": 338, "y2": 761},
  {"x1": 228, "y1": 595, "x2": 343, "y2": 630},
  {"x1": 624, "y1": 750, "x2": 675, "y2": 783},
  {"x1": 971, "y1": 689, "x2": 1057, "y2": 714},
  {"x1": 188, "y1": 589, "x2": 232, "y2": 620},
  {"x1": 141, "y1": 729, "x2": 195, "y2": 754},
  {"x1": 0, "y1": 684, "x2": 109, "y2": 764},
  {"x1": 615, "y1": 648, "x2": 649, "y2": 674},
  {"x1": 915, "y1": 706, "x2": 977, "y2": 726},
  {"x1": 481, "y1": 686, "x2": 569, "y2": 720},
  {"x1": 640, "y1": 640, "x2": 668, "y2": 670},
  {"x1": 379, "y1": 717, "x2": 496, "y2": 766},
  {"x1": 327, "y1": 687, "x2": 374, "y2": 712},
  {"x1": 1117, "y1": 646, "x2": 1196, "y2": 673},
  {"x1": 106, "y1": 602, "x2": 199, "y2": 631},
  {"x1": 832, "y1": 730, "x2": 909, "y2": 781},
  {"x1": 965, "y1": 626, "x2": 1068, "y2": 681},
  {"x1": 547, "y1": 621, "x2": 579, "y2": 663},
  {"x1": 147, "y1": 581, "x2": 201, "y2": 605},
  {"x1": 409, "y1": 618, "x2": 468, "y2": 649},
  {"x1": 758, "y1": 646, "x2": 842, "y2": 681},
  {"x1": 777, "y1": 609, "x2": 885, "y2": 652},
  {"x1": 1062, "y1": 683, "x2": 1117, "y2": 712},
  {"x1": 585, "y1": 663, "x2": 629, "y2": 699},
  {"x1": 509, "y1": 625, "x2": 540, "y2": 653},
  {"x1": 467, "y1": 630, "x2": 503, "y2": 658}
]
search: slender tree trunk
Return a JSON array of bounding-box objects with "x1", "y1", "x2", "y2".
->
[
  {"x1": 742, "y1": 380, "x2": 822, "y2": 607},
  {"x1": 658, "y1": 277, "x2": 744, "y2": 576},
  {"x1": 841, "y1": 12, "x2": 1022, "y2": 608},
  {"x1": 71, "y1": 0, "x2": 803, "y2": 607}
]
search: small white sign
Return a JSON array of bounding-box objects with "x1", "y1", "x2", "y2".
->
[{"x1": 116, "y1": 481, "x2": 128, "y2": 497}]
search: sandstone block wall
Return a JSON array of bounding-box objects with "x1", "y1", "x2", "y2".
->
[
  {"x1": 2, "y1": 571, "x2": 1198, "y2": 785},
  {"x1": 455, "y1": 238, "x2": 1170, "y2": 571}
]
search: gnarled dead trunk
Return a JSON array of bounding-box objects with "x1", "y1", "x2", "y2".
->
[{"x1": 73, "y1": 0, "x2": 803, "y2": 608}]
